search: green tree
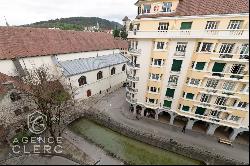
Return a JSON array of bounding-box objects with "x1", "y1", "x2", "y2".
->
[
  {"x1": 120, "y1": 26, "x2": 128, "y2": 40},
  {"x1": 113, "y1": 29, "x2": 120, "y2": 38}
]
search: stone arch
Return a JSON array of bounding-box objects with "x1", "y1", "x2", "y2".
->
[
  {"x1": 192, "y1": 120, "x2": 210, "y2": 133},
  {"x1": 234, "y1": 131, "x2": 249, "y2": 144},
  {"x1": 158, "y1": 111, "x2": 171, "y2": 124},
  {"x1": 144, "y1": 108, "x2": 156, "y2": 119},
  {"x1": 214, "y1": 126, "x2": 234, "y2": 139},
  {"x1": 173, "y1": 115, "x2": 189, "y2": 128}
]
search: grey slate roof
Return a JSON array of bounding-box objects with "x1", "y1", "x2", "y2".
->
[{"x1": 56, "y1": 53, "x2": 129, "y2": 77}]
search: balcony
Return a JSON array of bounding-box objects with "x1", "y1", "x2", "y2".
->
[
  {"x1": 144, "y1": 102, "x2": 159, "y2": 109},
  {"x1": 128, "y1": 29, "x2": 249, "y2": 40},
  {"x1": 174, "y1": 51, "x2": 186, "y2": 57},
  {"x1": 126, "y1": 95, "x2": 137, "y2": 104},
  {"x1": 126, "y1": 86, "x2": 138, "y2": 93},
  {"x1": 209, "y1": 53, "x2": 249, "y2": 62},
  {"x1": 128, "y1": 48, "x2": 142, "y2": 55},
  {"x1": 127, "y1": 62, "x2": 140, "y2": 69},
  {"x1": 127, "y1": 75, "x2": 139, "y2": 82}
]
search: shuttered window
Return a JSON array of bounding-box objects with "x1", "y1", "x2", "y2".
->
[
  {"x1": 212, "y1": 63, "x2": 226, "y2": 72},
  {"x1": 186, "y1": 93, "x2": 195, "y2": 100},
  {"x1": 195, "y1": 62, "x2": 206, "y2": 71},
  {"x1": 195, "y1": 107, "x2": 206, "y2": 115},
  {"x1": 180, "y1": 22, "x2": 193, "y2": 30},
  {"x1": 182, "y1": 106, "x2": 190, "y2": 112},
  {"x1": 171, "y1": 60, "x2": 183, "y2": 72},
  {"x1": 166, "y1": 88, "x2": 175, "y2": 98},
  {"x1": 164, "y1": 100, "x2": 172, "y2": 108}
]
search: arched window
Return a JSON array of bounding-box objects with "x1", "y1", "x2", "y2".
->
[
  {"x1": 78, "y1": 76, "x2": 87, "y2": 86},
  {"x1": 111, "y1": 67, "x2": 116, "y2": 75},
  {"x1": 122, "y1": 64, "x2": 126, "y2": 71},
  {"x1": 97, "y1": 71, "x2": 103, "y2": 80}
]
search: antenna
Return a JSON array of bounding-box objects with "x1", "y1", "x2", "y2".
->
[{"x1": 4, "y1": 16, "x2": 10, "y2": 26}]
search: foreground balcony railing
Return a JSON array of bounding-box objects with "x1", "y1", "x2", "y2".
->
[
  {"x1": 128, "y1": 29, "x2": 249, "y2": 40},
  {"x1": 128, "y1": 48, "x2": 142, "y2": 55},
  {"x1": 127, "y1": 75, "x2": 139, "y2": 82}
]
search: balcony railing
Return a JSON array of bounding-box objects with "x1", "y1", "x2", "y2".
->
[
  {"x1": 127, "y1": 62, "x2": 141, "y2": 69},
  {"x1": 127, "y1": 75, "x2": 139, "y2": 82},
  {"x1": 128, "y1": 29, "x2": 249, "y2": 40},
  {"x1": 128, "y1": 48, "x2": 142, "y2": 55},
  {"x1": 126, "y1": 86, "x2": 138, "y2": 93},
  {"x1": 174, "y1": 51, "x2": 186, "y2": 57},
  {"x1": 126, "y1": 95, "x2": 137, "y2": 104}
]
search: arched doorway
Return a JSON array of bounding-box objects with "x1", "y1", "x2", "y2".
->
[
  {"x1": 192, "y1": 120, "x2": 209, "y2": 133},
  {"x1": 214, "y1": 126, "x2": 233, "y2": 139},
  {"x1": 136, "y1": 105, "x2": 142, "y2": 115},
  {"x1": 144, "y1": 108, "x2": 156, "y2": 119},
  {"x1": 234, "y1": 131, "x2": 249, "y2": 145},
  {"x1": 158, "y1": 111, "x2": 171, "y2": 124},
  {"x1": 173, "y1": 116, "x2": 188, "y2": 128},
  {"x1": 87, "y1": 90, "x2": 92, "y2": 97}
]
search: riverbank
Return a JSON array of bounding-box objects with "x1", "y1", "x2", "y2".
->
[
  {"x1": 79, "y1": 108, "x2": 247, "y2": 165},
  {"x1": 69, "y1": 119, "x2": 202, "y2": 165}
]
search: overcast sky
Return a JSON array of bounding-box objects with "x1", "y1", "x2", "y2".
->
[{"x1": 0, "y1": 0, "x2": 137, "y2": 26}]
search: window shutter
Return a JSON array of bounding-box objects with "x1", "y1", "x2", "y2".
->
[
  {"x1": 212, "y1": 63, "x2": 226, "y2": 72},
  {"x1": 195, "y1": 62, "x2": 206, "y2": 70},
  {"x1": 182, "y1": 106, "x2": 190, "y2": 112},
  {"x1": 186, "y1": 93, "x2": 194, "y2": 99},
  {"x1": 195, "y1": 107, "x2": 206, "y2": 115},
  {"x1": 171, "y1": 60, "x2": 183, "y2": 72},
  {"x1": 180, "y1": 22, "x2": 193, "y2": 30},
  {"x1": 164, "y1": 100, "x2": 172, "y2": 108},
  {"x1": 166, "y1": 88, "x2": 175, "y2": 97}
]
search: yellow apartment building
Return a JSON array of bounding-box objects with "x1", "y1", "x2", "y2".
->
[{"x1": 126, "y1": 0, "x2": 249, "y2": 141}]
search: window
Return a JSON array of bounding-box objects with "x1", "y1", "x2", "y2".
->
[
  {"x1": 206, "y1": 79, "x2": 219, "y2": 89},
  {"x1": 143, "y1": 4, "x2": 151, "y2": 13},
  {"x1": 153, "y1": 59, "x2": 163, "y2": 66},
  {"x1": 215, "y1": 97, "x2": 228, "y2": 106},
  {"x1": 171, "y1": 60, "x2": 183, "y2": 72},
  {"x1": 149, "y1": 87, "x2": 157, "y2": 93},
  {"x1": 166, "y1": 88, "x2": 175, "y2": 98},
  {"x1": 148, "y1": 98, "x2": 156, "y2": 104},
  {"x1": 111, "y1": 67, "x2": 116, "y2": 75},
  {"x1": 200, "y1": 43, "x2": 213, "y2": 52},
  {"x1": 195, "y1": 62, "x2": 206, "y2": 71},
  {"x1": 189, "y1": 78, "x2": 201, "y2": 86},
  {"x1": 122, "y1": 64, "x2": 126, "y2": 71},
  {"x1": 162, "y1": 2, "x2": 172, "y2": 12},
  {"x1": 205, "y1": 21, "x2": 218, "y2": 30},
  {"x1": 228, "y1": 20, "x2": 243, "y2": 29},
  {"x1": 240, "y1": 44, "x2": 249, "y2": 60},
  {"x1": 168, "y1": 75, "x2": 179, "y2": 86},
  {"x1": 230, "y1": 64, "x2": 246, "y2": 74},
  {"x1": 164, "y1": 100, "x2": 172, "y2": 108},
  {"x1": 182, "y1": 106, "x2": 190, "y2": 112},
  {"x1": 219, "y1": 43, "x2": 235, "y2": 54},
  {"x1": 229, "y1": 115, "x2": 241, "y2": 122},
  {"x1": 223, "y1": 81, "x2": 236, "y2": 91},
  {"x1": 78, "y1": 76, "x2": 87, "y2": 86},
  {"x1": 186, "y1": 93, "x2": 195, "y2": 100},
  {"x1": 180, "y1": 22, "x2": 192, "y2": 30},
  {"x1": 237, "y1": 102, "x2": 249, "y2": 109},
  {"x1": 212, "y1": 62, "x2": 226, "y2": 73},
  {"x1": 195, "y1": 107, "x2": 206, "y2": 115},
  {"x1": 151, "y1": 73, "x2": 161, "y2": 81},
  {"x1": 156, "y1": 42, "x2": 165, "y2": 49},
  {"x1": 176, "y1": 42, "x2": 187, "y2": 53},
  {"x1": 240, "y1": 84, "x2": 249, "y2": 93},
  {"x1": 210, "y1": 110, "x2": 221, "y2": 118},
  {"x1": 97, "y1": 71, "x2": 103, "y2": 80},
  {"x1": 158, "y1": 22, "x2": 169, "y2": 30},
  {"x1": 200, "y1": 94, "x2": 212, "y2": 103}
]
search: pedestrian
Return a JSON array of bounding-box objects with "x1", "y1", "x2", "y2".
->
[{"x1": 182, "y1": 125, "x2": 186, "y2": 133}]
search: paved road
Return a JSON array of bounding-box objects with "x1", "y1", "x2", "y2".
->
[
  {"x1": 63, "y1": 130, "x2": 123, "y2": 165},
  {"x1": 92, "y1": 88, "x2": 249, "y2": 164}
]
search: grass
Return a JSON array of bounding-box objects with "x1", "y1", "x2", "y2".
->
[{"x1": 69, "y1": 119, "x2": 203, "y2": 165}]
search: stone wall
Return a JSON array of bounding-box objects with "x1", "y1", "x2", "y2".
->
[{"x1": 82, "y1": 110, "x2": 248, "y2": 165}]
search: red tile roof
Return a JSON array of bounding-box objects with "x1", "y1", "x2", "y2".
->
[
  {"x1": 136, "y1": 0, "x2": 249, "y2": 19},
  {"x1": 0, "y1": 27, "x2": 128, "y2": 60},
  {"x1": 0, "y1": 72, "x2": 21, "y2": 94}
]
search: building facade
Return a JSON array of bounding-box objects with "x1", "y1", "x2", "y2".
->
[{"x1": 126, "y1": 0, "x2": 249, "y2": 141}]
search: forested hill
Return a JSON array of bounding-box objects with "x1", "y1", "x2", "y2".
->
[{"x1": 22, "y1": 17, "x2": 122, "y2": 31}]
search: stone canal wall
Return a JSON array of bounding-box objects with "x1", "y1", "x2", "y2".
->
[{"x1": 81, "y1": 110, "x2": 247, "y2": 165}]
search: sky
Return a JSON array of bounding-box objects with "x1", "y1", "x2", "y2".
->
[{"x1": 0, "y1": 0, "x2": 137, "y2": 26}]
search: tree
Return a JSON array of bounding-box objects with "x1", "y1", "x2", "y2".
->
[
  {"x1": 17, "y1": 66, "x2": 76, "y2": 140},
  {"x1": 120, "y1": 26, "x2": 128, "y2": 40},
  {"x1": 113, "y1": 29, "x2": 120, "y2": 38}
]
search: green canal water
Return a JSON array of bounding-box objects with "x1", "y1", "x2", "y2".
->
[{"x1": 69, "y1": 119, "x2": 203, "y2": 165}]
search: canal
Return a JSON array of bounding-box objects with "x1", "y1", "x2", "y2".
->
[{"x1": 69, "y1": 119, "x2": 203, "y2": 165}]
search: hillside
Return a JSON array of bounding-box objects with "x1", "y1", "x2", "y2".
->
[{"x1": 22, "y1": 17, "x2": 122, "y2": 31}]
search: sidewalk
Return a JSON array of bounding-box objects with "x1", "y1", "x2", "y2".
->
[{"x1": 92, "y1": 88, "x2": 249, "y2": 164}]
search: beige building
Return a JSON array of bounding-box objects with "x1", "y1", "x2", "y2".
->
[{"x1": 126, "y1": 0, "x2": 249, "y2": 142}]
